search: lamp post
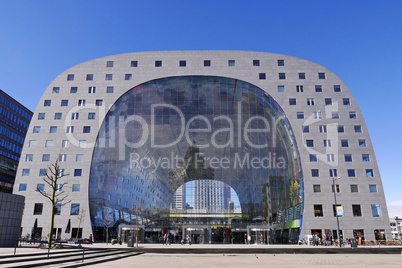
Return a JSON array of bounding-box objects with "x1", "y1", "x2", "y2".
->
[{"x1": 332, "y1": 176, "x2": 341, "y2": 247}]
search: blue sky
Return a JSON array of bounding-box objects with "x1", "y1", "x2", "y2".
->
[{"x1": 1, "y1": 0, "x2": 401, "y2": 216}]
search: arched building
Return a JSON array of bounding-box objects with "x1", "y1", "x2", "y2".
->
[{"x1": 14, "y1": 51, "x2": 390, "y2": 243}]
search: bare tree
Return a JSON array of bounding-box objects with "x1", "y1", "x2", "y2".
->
[
  {"x1": 36, "y1": 159, "x2": 70, "y2": 248},
  {"x1": 76, "y1": 208, "x2": 87, "y2": 240}
]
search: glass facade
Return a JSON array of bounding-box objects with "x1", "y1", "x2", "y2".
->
[
  {"x1": 0, "y1": 90, "x2": 32, "y2": 193},
  {"x1": 89, "y1": 76, "x2": 303, "y2": 243}
]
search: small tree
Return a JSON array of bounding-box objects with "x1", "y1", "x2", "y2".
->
[
  {"x1": 37, "y1": 159, "x2": 70, "y2": 248},
  {"x1": 76, "y1": 208, "x2": 87, "y2": 240}
]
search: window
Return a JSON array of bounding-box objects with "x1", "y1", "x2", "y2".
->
[
  {"x1": 44, "y1": 100, "x2": 51, "y2": 106},
  {"x1": 204, "y1": 60, "x2": 211, "y2": 67},
  {"x1": 325, "y1": 98, "x2": 332, "y2": 105},
  {"x1": 334, "y1": 85, "x2": 342, "y2": 92},
  {"x1": 56, "y1": 183, "x2": 63, "y2": 192},
  {"x1": 369, "y1": 184, "x2": 377, "y2": 192},
  {"x1": 33, "y1": 126, "x2": 41, "y2": 133},
  {"x1": 327, "y1": 154, "x2": 335, "y2": 162},
  {"x1": 105, "y1": 74, "x2": 113, "y2": 80},
  {"x1": 62, "y1": 140, "x2": 70, "y2": 148},
  {"x1": 278, "y1": 73, "x2": 286, "y2": 79},
  {"x1": 341, "y1": 139, "x2": 349, "y2": 147},
  {"x1": 107, "y1": 86, "x2": 114, "y2": 93},
  {"x1": 349, "y1": 112, "x2": 357, "y2": 119},
  {"x1": 319, "y1": 125, "x2": 327, "y2": 133},
  {"x1": 54, "y1": 113, "x2": 62, "y2": 120},
  {"x1": 88, "y1": 113, "x2": 96, "y2": 120},
  {"x1": 350, "y1": 184, "x2": 359, "y2": 193},
  {"x1": 228, "y1": 60, "x2": 235, "y2": 66},
  {"x1": 296, "y1": 85, "x2": 303, "y2": 92},
  {"x1": 22, "y1": 169, "x2": 30, "y2": 176},
  {"x1": 359, "y1": 139, "x2": 367, "y2": 147},
  {"x1": 342, "y1": 99, "x2": 350, "y2": 106},
  {"x1": 352, "y1": 205, "x2": 362, "y2": 217},
  {"x1": 86, "y1": 74, "x2": 93, "y2": 81},
  {"x1": 362, "y1": 154, "x2": 370, "y2": 162},
  {"x1": 71, "y1": 113, "x2": 79, "y2": 120},
  {"x1": 371, "y1": 204, "x2": 381, "y2": 217},
  {"x1": 277, "y1": 59, "x2": 285, "y2": 66},
  {"x1": 310, "y1": 154, "x2": 317, "y2": 162},
  {"x1": 179, "y1": 60, "x2": 186, "y2": 67},
  {"x1": 67, "y1": 74, "x2": 74, "y2": 81},
  {"x1": 106, "y1": 60, "x2": 114, "y2": 67},
  {"x1": 344, "y1": 154, "x2": 352, "y2": 162},
  {"x1": 19, "y1": 183, "x2": 27, "y2": 191},
  {"x1": 74, "y1": 169, "x2": 82, "y2": 176},
  {"x1": 302, "y1": 126, "x2": 309, "y2": 133},
  {"x1": 155, "y1": 60, "x2": 162, "y2": 67},
  {"x1": 83, "y1": 126, "x2": 91, "y2": 133},
  {"x1": 72, "y1": 184, "x2": 80, "y2": 192},
  {"x1": 354, "y1": 125, "x2": 362, "y2": 133},
  {"x1": 96, "y1": 99, "x2": 103, "y2": 106},
  {"x1": 323, "y1": 140, "x2": 332, "y2": 147},
  {"x1": 306, "y1": 140, "x2": 314, "y2": 147},
  {"x1": 70, "y1": 87, "x2": 78, "y2": 93},
  {"x1": 313, "y1": 185, "x2": 321, "y2": 192},
  {"x1": 331, "y1": 184, "x2": 340, "y2": 193},
  {"x1": 61, "y1": 100, "x2": 68, "y2": 106},
  {"x1": 307, "y1": 98, "x2": 315, "y2": 105},
  {"x1": 39, "y1": 169, "x2": 47, "y2": 176},
  {"x1": 78, "y1": 99, "x2": 86, "y2": 106},
  {"x1": 311, "y1": 169, "x2": 319, "y2": 177},
  {"x1": 329, "y1": 169, "x2": 338, "y2": 177},
  {"x1": 76, "y1": 154, "x2": 84, "y2": 162},
  {"x1": 70, "y1": 203, "x2": 80, "y2": 215},
  {"x1": 315, "y1": 85, "x2": 322, "y2": 92},
  {"x1": 297, "y1": 112, "x2": 304, "y2": 119},
  {"x1": 38, "y1": 113, "x2": 45, "y2": 120},
  {"x1": 55, "y1": 203, "x2": 62, "y2": 215},
  {"x1": 318, "y1": 72, "x2": 326, "y2": 79},
  {"x1": 289, "y1": 98, "x2": 296, "y2": 105},
  {"x1": 337, "y1": 125, "x2": 344, "y2": 133},
  {"x1": 347, "y1": 169, "x2": 356, "y2": 177},
  {"x1": 34, "y1": 203, "x2": 43, "y2": 215},
  {"x1": 253, "y1": 60, "x2": 260, "y2": 66},
  {"x1": 314, "y1": 205, "x2": 323, "y2": 217},
  {"x1": 79, "y1": 140, "x2": 86, "y2": 148},
  {"x1": 29, "y1": 140, "x2": 37, "y2": 147},
  {"x1": 125, "y1": 74, "x2": 132, "y2": 80},
  {"x1": 42, "y1": 154, "x2": 50, "y2": 162},
  {"x1": 277, "y1": 85, "x2": 284, "y2": 92},
  {"x1": 66, "y1": 126, "x2": 74, "y2": 133},
  {"x1": 59, "y1": 154, "x2": 67, "y2": 162},
  {"x1": 259, "y1": 73, "x2": 266, "y2": 79},
  {"x1": 49, "y1": 126, "x2": 57, "y2": 133},
  {"x1": 88, "y1": 86, "x2": 97, "y2": 94},
  {"x1": 45, "y1": 140, "x2": 54, "y2": 147},
  {"x1": 24, "y1": 154, "x2": 33, "y2": 162},
  {"x1": 298, "y1": 73, "x2": 305, "y2": 79},
  {"x1": 131, "y1": 61, "x2": 138, "y2": 67},
  {"x1": 314, "y1": 111, "x2": 322, "y2": 119},
  {"x1": 52, "y1": 87, "x2": 60, "y2": 93},
  {"x1": 366, "y1": 169, "x2": 374, "y2": 177}
]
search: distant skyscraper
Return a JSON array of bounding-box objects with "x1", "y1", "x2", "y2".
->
[{"x1": 0, "y1": 90, "x2": 32, "y2": 193}]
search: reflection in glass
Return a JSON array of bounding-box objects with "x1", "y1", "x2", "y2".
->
[{"x1": 89, "y1": 76, "x2": 303, "y2": 243}]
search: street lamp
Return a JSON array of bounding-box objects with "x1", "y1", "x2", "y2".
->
[{"x1": 332, "y1": 176, "x2": 342, "y2": 247}]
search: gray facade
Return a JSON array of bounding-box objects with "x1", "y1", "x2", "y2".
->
[
  {"x1": 0, "y1": 192, "x2": 25, "y2": 247},
  {"x1": 13, "y1": 51, "x2": 390, "y2": 242}
]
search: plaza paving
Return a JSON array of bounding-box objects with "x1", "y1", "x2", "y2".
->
[{"x1": 1, "y1": 243, "x2": 402, "y2": 267}]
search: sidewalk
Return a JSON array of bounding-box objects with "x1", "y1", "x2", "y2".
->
[{"x1": 1, "y1": 243, "x2": 401, "y2": 267}]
